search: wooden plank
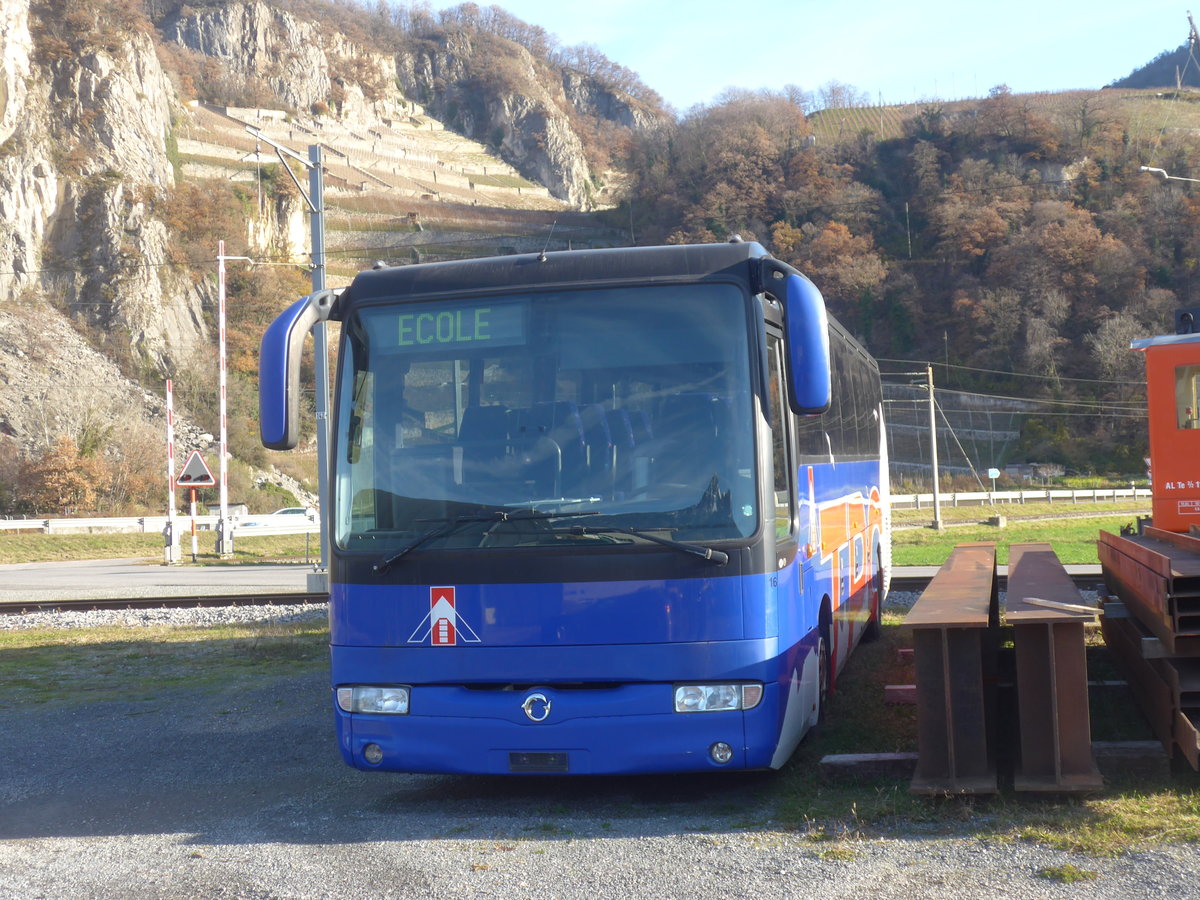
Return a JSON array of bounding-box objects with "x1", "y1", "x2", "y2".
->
[
  {"x1": 884, "y1": 684, "x2": 916, "y2": 705},
  {"x1": 819, "y1": 753, "x2": 919, "y2": 780},
  {"x1": 1177, "y1": 711, "x2": 1200, "y2": 770}
]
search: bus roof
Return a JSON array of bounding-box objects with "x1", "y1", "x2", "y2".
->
[{"x1": 338, "y1": 242, "x2": 774, "y2": 309}]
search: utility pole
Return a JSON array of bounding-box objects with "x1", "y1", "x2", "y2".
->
[
  {"x1": 244, "y1": 127, "x2": 332, "y2": 590},
  {"x1": 309, "y1": 145, "x2": 332, "y2": 587},
  {"x1": 927, "y1": 364, "x2": 944, "y2": 530},
  {"x1": 216, "y1": 240, "x2": 252, "y2": 557}
]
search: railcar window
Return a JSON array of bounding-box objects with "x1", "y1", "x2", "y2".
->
[{"x1": 1176, "y1": 365, "x2": 1200, "y2": 429}]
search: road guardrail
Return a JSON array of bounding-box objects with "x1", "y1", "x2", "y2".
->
[{"x1": 0, "y1": 515, "x2": 319, "y2": 536}]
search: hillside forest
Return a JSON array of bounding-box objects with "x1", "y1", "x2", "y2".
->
[
  {"x1": 3, "y1": 0, "x2": 1198, "y2": 515},
  {"x1": 615, "y1": 83, "x2": 1200, "y2": 479}
]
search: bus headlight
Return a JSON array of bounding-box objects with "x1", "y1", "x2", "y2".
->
[
  {"x1": 337, "y1": 685, "x2": 411, "y2": 714},
  {"x1": 673, "y1": 683, "x2": 763, "y2": 712}
]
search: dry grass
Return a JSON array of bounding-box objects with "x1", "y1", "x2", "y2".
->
[{"x1": 0, "y1": 619, "x2": 328, "y2": 707}]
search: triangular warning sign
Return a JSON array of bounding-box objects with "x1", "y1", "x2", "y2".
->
[{"x1": 177, "y1": 450, "x2": 215, "y2": 486}]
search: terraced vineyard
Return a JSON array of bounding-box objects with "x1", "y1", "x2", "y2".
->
[
  {"x1": 176, "y1": 101, "x2": 621, "y2": 283},
  {"x1": 809, "y1": 104, "x2": 911, "y2": 142},
  {"x1": 808, "y1": 87, "x2": 1200, "y2": 145}
]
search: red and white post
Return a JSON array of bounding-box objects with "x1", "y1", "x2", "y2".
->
[
  {"x1": 189, "y1": 486, "x2": 199, "y2": 562},
  {"x1": 163, "y1": 379, "x2": 181, "y2": 565}
]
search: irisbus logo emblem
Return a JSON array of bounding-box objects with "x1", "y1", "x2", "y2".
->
[
  {"x1": 407, "y1": 586, "x2": 481, "y2": 646},
  {"x1": 522, "y1": 692, "x2": 551, "y2": 722}
]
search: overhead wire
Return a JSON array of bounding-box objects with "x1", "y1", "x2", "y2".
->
[
  {"x1": 883, "y1": 387, "x2": 1148, "y2": 414},
  {"x1": 878, "y1": 357, "x2": 1145, "y2": 387}
]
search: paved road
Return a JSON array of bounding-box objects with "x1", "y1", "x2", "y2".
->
[{"x1": 0, "y1": 558, "x2": 312, "y2": 603}]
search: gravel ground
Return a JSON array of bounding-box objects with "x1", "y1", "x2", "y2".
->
[
  {"x1": 3, "y1": 594, "x2": 1196, "y2": 899},
  {"x1": 0, "y1": 601, "x2": 328, "y2": 631}
]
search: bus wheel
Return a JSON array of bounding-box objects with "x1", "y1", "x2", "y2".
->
[
  {"x1": 862, "y1": 565, "x2": 883, "y2": 643},
  {"x1": 816, "y1": 632, "x2": 830, "y2": 723}
]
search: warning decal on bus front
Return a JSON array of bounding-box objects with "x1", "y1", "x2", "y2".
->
[{"x1": 407, "y1": 586, "x2": 481, "y2": 646}]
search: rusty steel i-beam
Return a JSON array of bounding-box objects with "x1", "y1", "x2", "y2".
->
[
  {"x1": 905, "y1": 542, "x2": 999, "y2": 795},
  {"x1": 1005, "y1": 542, "x2": 1102, "y2": 792}
]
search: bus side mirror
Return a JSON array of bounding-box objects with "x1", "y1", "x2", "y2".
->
[
  {"x1": 260, "y1": 290, "x2": 336, "y2": 451},
  {"x1": 783, "y1": 273, "x2": 831, "y2": 414}
]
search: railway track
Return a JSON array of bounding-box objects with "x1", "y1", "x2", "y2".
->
[
  {"x1": 889, "y1": 572, "x2": 1106, "y2": 593},
  {"x1": 0, "y1": 592, "x2": 328, "y2": 615}
]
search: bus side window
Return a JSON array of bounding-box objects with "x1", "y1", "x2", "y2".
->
[
  {"x1": 829, "y1": 338, "x2": 850, "y2": 457},
  {"x1": 767, "y1": 334, "x2": 795, "y2": 540}
]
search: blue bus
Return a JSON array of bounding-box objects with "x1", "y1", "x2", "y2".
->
[{"x1": 261, "y1": 241, "x2": 889, "y2": 774}]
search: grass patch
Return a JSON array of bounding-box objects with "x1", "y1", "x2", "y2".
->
[
  {"x1": 1036, "y1": 864, "x2": 1099, "y2": 883},
  {"x1": 0, "y1": 531, "x2": 321, "y2": 565},
  {"x1": 891, "y1": 516, "x2": 1137, "y2": 566},
  {"x1": 0, "y1": 532, "x2": 165, "y2": 563},
  {"x1": 814, "y1": 844, "x2": 861, "y2": 861},
  {"x1": 1016, "y1": 789, "x2": 1200, "y2": 855},
  {"x1": 0, "y1": 620, "x2": 328, "y2": 708}
]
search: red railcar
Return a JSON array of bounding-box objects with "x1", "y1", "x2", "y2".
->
[{"x1": 1133, "y1": 331, "x2": 1200, "y2": 533}]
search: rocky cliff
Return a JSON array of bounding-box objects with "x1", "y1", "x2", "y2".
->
[
  {"x1": 0, "y1": 0, "x2": 209, "y2": 454},
  {"x1": 164, "y1": 0, "x2": 408, "y2": 125},
  {"x1": 395, "y1": 31, "x2": 597, "y2": 208},
  {"x1": 165, "y1": 1, "x2": 663, "y2": 210},
  {"x1": 0, "y1": 0, "x2": 658, "y2": 510}
]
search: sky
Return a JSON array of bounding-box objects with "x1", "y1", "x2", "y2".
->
[{"x1": 427, "y1": 0, "x2": 1199, "y2": 111}]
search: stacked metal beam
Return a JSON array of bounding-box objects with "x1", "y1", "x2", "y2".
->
[{"x1": 1099, "y1": 527, "x2": 1200, "y2": 769}]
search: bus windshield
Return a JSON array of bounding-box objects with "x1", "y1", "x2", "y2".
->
[{"x1": 334, "y1": 282, "x2": 758, "y2": 551}]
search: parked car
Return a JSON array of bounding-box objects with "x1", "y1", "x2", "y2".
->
[{"x1": 270, "y1": 507, "x2": 316, "y2": 517}]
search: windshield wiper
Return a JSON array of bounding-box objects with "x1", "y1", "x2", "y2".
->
[
  {"x1": 373, "y1": 509, "x2": 598, "y2": 574},
  {"x1": 373, "y1": 516, "x2": 486, "y2": 574},
  {"x1": 563, "y1": 525, "x2": 729, "y2": 566}
]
